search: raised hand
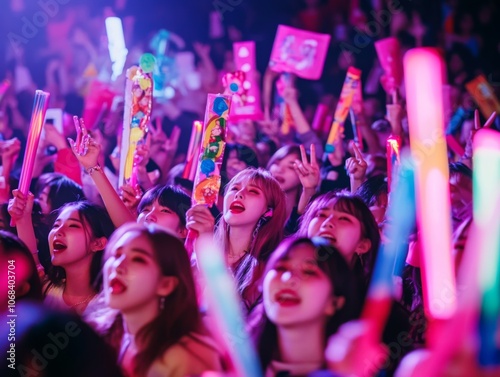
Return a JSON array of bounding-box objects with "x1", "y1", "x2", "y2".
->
[
  {"x1": 186, "y1": 204, "x2": 215, "y2": 236},
  {"x1": 326, "y1": 321, "x2": 388, "y2": 377},
  {"x1": 8, "y1": 190, "x2": 34, "y2": 223},
  {"x1": 294, "y1": 144, "x2": 320, "y2": 190},
  {"x1": 345, "y1": 141, "x2": 367, "y2": 182},
  {"x1": 120, "y1": 183, "x2": 142, "y2": 216},
  {"x1": 463, "y1": 109, "x2": 497, "y2": 160},
  {"x1": 68, "y1": 116, "x2": 100, "y2": 170},
  {"x1": 0, "y1": 138, "x2": 21, "y2": 161}
]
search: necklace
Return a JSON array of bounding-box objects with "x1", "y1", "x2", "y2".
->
[{"x1": 64, "y1": 293, "x2": 94, "y2": 309}]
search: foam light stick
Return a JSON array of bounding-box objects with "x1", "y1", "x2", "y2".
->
[
  {"x1": 196, "y1": 234, "x2": 263, "y2": 377},
  {"x1": 466, "y1": 75, "x2": 500, "y2": 119},
  {"x1": 473, "y1": 129, "x2": 500, "y2": 365},
  {"x1": 118, "y1": 56, "x2": 155, "y2": 188},
  {"x1": 105, "y1": 17, "x2": 128, "y2": 81},
  {"x1": 312, "y1": 103, "x2": 328, "y2": 133},
  {"x1": 404, "y1": 48, "x2": 457, "y2": 322},
  {"x1": 18, "y1": 90, "x2": 50, "y2": 195},
  {"x1": 185, "y1": 94, "x2": 232, "y2": 256},
  {"x1": 362, "y1": 154, "x2": 416, "y2": 340},
  {"x1": 325, "y1": 67, "x2": 361, "y2": 153},
  {"x1": 386, "y1": 135, "x2": 401, "y2": 191},
  {"x1": 414, "y1": 130, "x2": 500, "y2": 376},
  {"x1": 182, "y1": 120, "x2": 203, "y2": 179}
]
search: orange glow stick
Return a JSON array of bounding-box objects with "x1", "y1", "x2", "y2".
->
[{"x1": 404, "y1": 48, "x2": 456, "y2": 322}]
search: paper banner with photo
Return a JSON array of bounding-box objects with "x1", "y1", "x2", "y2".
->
[{"x1": 269, "y1": 25, "x2": 331, "y2": 80}]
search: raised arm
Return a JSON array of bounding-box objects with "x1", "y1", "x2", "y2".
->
[{"x1": 68, "y1": 117, "x2": 135, "y2": 227}]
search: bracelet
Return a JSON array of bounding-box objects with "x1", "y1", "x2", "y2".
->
[{"x1": 86, "y1": 164, "x2": 102, "y2": 176}]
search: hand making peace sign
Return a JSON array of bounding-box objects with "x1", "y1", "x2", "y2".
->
[
  {"x1": 293, "y1": 144, "x2": 320, "y2": 190},
  {"x1": 345, "y1": 141, "x2": 367, "y2": 182}
]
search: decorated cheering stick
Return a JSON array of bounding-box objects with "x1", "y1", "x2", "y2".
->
[
  {"x1": 118, "y1": 54, "x2": 155, "y2": 188},
  {"x1": 185, "y1": 94, "x2": 232, "y2": 258},
  {"x1": 325, "y1": 67, "x2": 361, "y2": 153}
]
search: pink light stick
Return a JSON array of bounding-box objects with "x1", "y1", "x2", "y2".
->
[
  {"x1": 12, "y1": 90, "x2": 50, "y2": 226},
  {"x1": 18, "y1": 90, "x2": 51, "y2": 195},
  {"x1": 404, "y1": 48, "x2": 456, "y2": 325}
]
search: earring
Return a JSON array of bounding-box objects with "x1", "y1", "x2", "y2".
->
[
  {"x1": 159, "y1": 296, "x2": 166, "y2": 310},
  {"x1": 263, "y1": 208, "x2": 274, "y2": 218}
]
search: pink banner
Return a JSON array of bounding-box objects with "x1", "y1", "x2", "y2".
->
[
  {"x1": 230, "y1": 41, "x2": 263, "y2": 121},
  {"x1": 375, "y1": 37, "x2": 403, "y2": 96},
  {"x1": 269, "y1": 25, "x2": 331, "y2": 80}
]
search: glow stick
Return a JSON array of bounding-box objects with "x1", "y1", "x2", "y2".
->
[
  {"x1": 473, "y1": 129, "x2": 500, "y2": 365},
  {"x1": 182, "y1": 120, "x2": 203, "y2": 179},
  {"x1": 105, "y1": 17, "x2": 128, "y2": 81},
  {"x1": 18, "y1": 90, "x2": 50, "y2": 195},
  {"x1": 404, "y1": 48, "x2": 456, "y2": 321},
  {"x1": 185, "y1": 94, "x2": 232, "y2": 256},
  {"x1": 362, "y1": 154, "x2": 416, "y2": 340},
  {"x1": 196, "y1": 234, "x2": 263, "y2": 377},
  {"x1": 416, "y1": 130, "x2": 500, "y2": 375},
  {"x1": 312, "y1": 103, "x2": 328, "y2": 133},
  {"x1": 386, "y1": 135, "x2": 401, "y2": 191},
  {"x1": 325, "y1": 67, "x2": 361, "y2": 153}
]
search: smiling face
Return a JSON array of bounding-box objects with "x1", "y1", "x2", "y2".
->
[
  {"x1": 48, "y1": 207, "x2": 93, "y2": 267},
  {"x1": 268, "y1": 153, "x2": 301, "y2": 193},
  {"x1": 306, "y1": 200, "x2": 370, "y2": 261},
  {"x1": 103, "y1": 231, "x2": 166, "y2": 313},
  {"x1": 223, "y1": 176, "x2": 268, "y2": 228},
  {"x1": 263, "y1": 242, "x2": 334, "y2": 327},
  {"x1": 137, "y1": 199, "x2": 185, "y2": 237}
]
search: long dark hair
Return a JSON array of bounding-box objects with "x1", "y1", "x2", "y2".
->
[
  {"x1": 298, "y1": 191, "x2": 381, "y2": 287},
  {"x1": 104, "y1": 223, "x2": 204, "y2": 377},
  {"x1": 249, "y1": 237, "x2": 363, "y2": 371},
  {"x1": 45, "y1": 201, "x2": 115, "y2": 292}
]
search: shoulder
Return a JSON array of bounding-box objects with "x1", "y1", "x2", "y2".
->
[{"x1": 147, "y1": 333, "x2": 223, "y2": 377}]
